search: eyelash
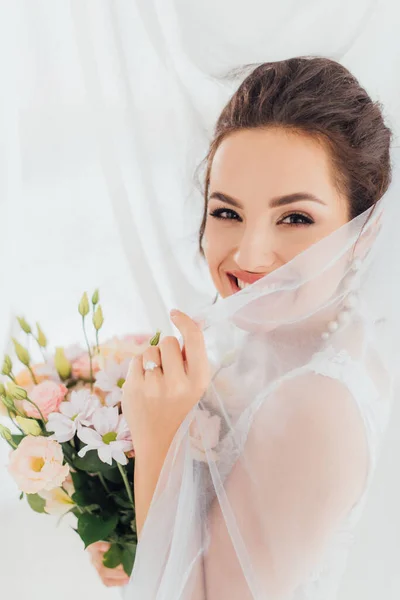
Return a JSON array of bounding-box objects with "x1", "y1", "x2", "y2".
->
[{"x1": 209, "y1": 208, "x2": 314, "y2": 226}]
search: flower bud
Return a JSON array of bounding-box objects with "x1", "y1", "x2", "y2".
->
[
  {"x1": 36, "y1": 323, "x2": 47, "y2": 348},
  {"x1": 93, "y1": 305, "x2": 104, "y2": 331},
  {"x1": 1, "y1": 394, "x2": 17, "y2": 413},
  {"x1": 7, "y1": 381, "x2": 28, "y2": 400},
  {"x1": 54, "y1": 347, "x2": 72, "y2": 380},
  {"x1": 78, "y1": 292, "x2": 90, "y2": 317},
  {"x1": 0, "y1": 424, "x2": 13, "y2": 443},
  {"x1": 17, "y1": 317, "x2": 32, "y2": 334},
  {"x1": 15, "y1": 416, "x2": 41, "y2": 436},
  {"x1": 150, "y1": 330, "x2": 161, "y2": 346},
  {"x1": 12, "y1": 339, "x2": 31, "y2": 367},
  {"x1": 2, "y1": 355, "x2": 12, "y2": 376},
  {"x1": 92, "y1": 289, "x2": 99, "y2": 306}
]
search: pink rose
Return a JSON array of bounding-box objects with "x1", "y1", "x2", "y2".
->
[
  {"x1": 23, "y1": 381, "x2": 68, "y2": 420},
  {"x1": 8, "y1": 436, "x2": 70, "y2": 494},
  {"x1": 189, "y1": 409, "x2": 222, "y2": 463},
  {"x1": 71, "y1": 354, "x2": 101, "y2": 380}
]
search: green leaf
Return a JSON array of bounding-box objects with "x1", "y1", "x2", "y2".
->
[
  {"x1": 26, "y1": 493, "x2": 46, "y2": 513},
  {"x1": 102, "y1": 468, "x2": 122, "y2": 484},
  {"x1": 77, "y1": 512, "x2": 119, "y2": 549},
  {"x1": 19, "y1": 492, "x2": 24, "y2": 501},
  {"x1": 70, "y1": 469, "x2": 88, "y2": 490},
  {"x1": 61, "y1": 441, "x2": 76, "y2": 464},
  {"x1": 11, "y1": 434, "x2": 25, "y2": 447},
  {"x1": 119, "y1": 511, "x2": 135, "y2": 526},
  {"x1": 111, "y1": 494, "x2": 134, "y2": 510},
  {"x1": 73, "y1": 450, "x2": 117, "y2": 473},
  {"x1": 122, "y1": 543, "x2": 136, "y2": 577},
  {"x1": 103, "y1": 543, "x2": 123, "y2": 569}
]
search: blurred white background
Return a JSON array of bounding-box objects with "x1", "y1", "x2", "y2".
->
[{"x1": 1, "y1": 1, "x2": 400, "y2": 598}]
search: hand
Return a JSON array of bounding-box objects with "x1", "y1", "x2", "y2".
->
[
  {"x1": 121, "y1": 309, "x2": 211, "y2": 453},
  {"x1": 87, "y1": 542, "x2": 130, "y2": 588}
]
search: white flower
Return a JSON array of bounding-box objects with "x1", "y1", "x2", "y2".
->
[
  {"x1": 94, "y1": 358, "x2": 131, "y2": 407},
  {"x1": 46, "y1": 389, "x2": 101, "y2": 443},
  {"x1": 77, "y1": 406, "x2": 133, "y2": 466}
]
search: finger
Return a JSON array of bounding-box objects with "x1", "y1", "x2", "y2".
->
[
  {"x1": 101, "y1": 568, "x2": 129, "y2": 579},
  {"x1": 88, "y1": 541, "x2": 110, "y2": 551},
  {"x1": 142, "y1": 345, "x2": 162, "y2": 375},
  {"x1": 158, "y1": 336, "x2": 186, "y2": 382},
  {"x1": 170, "y1": 310, "x2": 209, "y2": 384},
  {"x1": 126, "y1": 354, "x2": 145, "y2": 385},
  {"x1": 87, "y1": 543, "x2": 109, "y2": 558},
  {"x1": 100, "y1": 566, "x2": 130, "y2": 581},
  {"x1": 103, "y1": 577, "x2": 130, "y2": 588}
]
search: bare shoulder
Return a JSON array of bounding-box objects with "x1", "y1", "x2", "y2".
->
[{"x1": 250, "y1": 372, "x2": 369, "y2": 502}]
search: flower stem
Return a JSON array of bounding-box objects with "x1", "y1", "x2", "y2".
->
[
  {"x1": 98, "y1": 472, "x2": 111, "y2": 494},
  {"x1": 24, "y1": 396, "x2": 46, "y2": 425},
  {"x1": 2, "y1": 435, "x2": 17, "y2": 450},
  {"x1": 117, "y1": 463, "x2": 134, "y2": 507},
  {"x1": 82, "y1": 316, "x2": 93, "y2": 391},
  {"x1": 27, "y1": 366, "x2": 38, "y2": 385},
  {"x1": 7, "y1": 411, "x2": 24, "y2": 434}
]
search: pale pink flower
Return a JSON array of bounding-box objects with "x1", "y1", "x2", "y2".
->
[
  {"x1": 189, "y1": 409, "x2": 222, "y2": 463},
  {"x1": 77, "y1": 406, "x2": 133, "y2": 466},
  {"x1": 94, "y1": 358, "x2": 131, "y2": 407},
  {"x1": 8, "y1": 436, "x2": 70, "y2": 494},
  {"x1": 23, "y1": 380, "x2": 68, "y2": 420},
  {"x1": 71, "y1": 354, "x2": 101, "y2": 380},
  {"x1": 38, "y1": 486, "x2": 75, "y2": 516},
  {"x1": 99, "y1": 333, "x2": 151, "y2": 364},
  {"x1": 62, "y1": 473, "x2": 75, "y2": 496},
  {"x1": 46, "y1": 389, "x2": 101, "y2": 443},
  {"x1": 33, "y1": 345, "x2": 87, "y2": 383}
]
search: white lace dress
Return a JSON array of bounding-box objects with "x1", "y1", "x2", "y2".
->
[
  {"x1": 272, "y1": 344, "x2": 392, "y2": 599},
  {"x1": 199, "y1": 339, "x2": 393, "y2": 599}
]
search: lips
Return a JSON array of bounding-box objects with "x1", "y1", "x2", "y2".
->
[{"x1": 228, "y1": 270, "x2": 268, "y2": 284}]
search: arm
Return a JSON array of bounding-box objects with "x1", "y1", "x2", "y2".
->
[
  {"x1": 200, "y1": 373, "x2": 369, "y2": 599},
  {"x1": 134, "y1": 438, "x2": 172, "y2": 539}
]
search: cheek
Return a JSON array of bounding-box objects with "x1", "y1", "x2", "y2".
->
[{"x1": 203, "y1": 220, "x2": 234, "y2": 268}]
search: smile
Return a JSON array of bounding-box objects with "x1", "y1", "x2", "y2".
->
[{"x1": 227, "y1": 273, "x2": 254, "y2": 292}]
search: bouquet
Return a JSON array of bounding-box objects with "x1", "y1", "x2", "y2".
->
[{"x1": 0, "y1": 289, "x2": 158, "y2": 576}]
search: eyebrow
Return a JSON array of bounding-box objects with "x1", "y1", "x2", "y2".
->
[{"x1": 209, "y1": 191, "x2": 326, "y2": 209}]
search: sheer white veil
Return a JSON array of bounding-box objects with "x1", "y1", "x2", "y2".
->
[{"x1": 123, "y1": 147, "x2": 400, "y2": 598}]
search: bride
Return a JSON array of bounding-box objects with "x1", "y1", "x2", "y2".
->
[{"x1": 99, "y1": 56, "x2": 399, "y2": 598}]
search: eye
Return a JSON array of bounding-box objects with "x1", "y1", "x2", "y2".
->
[
  {"x1": 209, "y1": 208, "x2": 242, "y2": 221},
  {"x1": 279, "y1": 212, "x2": 314, "y2": 226}
]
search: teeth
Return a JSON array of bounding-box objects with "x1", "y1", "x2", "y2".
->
[{"x1": 237, "y1": 279, "x2": 252, "y2": 290}]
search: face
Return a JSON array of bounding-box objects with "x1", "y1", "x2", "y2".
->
[{"x1": 203, "y1": 128, "x2": 350, "y2": 298}]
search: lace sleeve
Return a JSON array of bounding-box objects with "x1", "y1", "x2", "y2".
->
[{"x1": 200, "y1": 372, "x2": 369, "y2": 599}]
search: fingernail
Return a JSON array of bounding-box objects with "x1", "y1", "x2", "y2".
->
[{"x1": 170, "y1": 309, "x2": 179, "y2": 319}]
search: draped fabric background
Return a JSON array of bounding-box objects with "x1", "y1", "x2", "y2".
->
[{"x1": 0, "y1": 1, "x2": 399, "y2": 599}]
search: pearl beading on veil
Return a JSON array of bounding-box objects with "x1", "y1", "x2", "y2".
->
[{"x1": 321, "y1": 258, "x2": 362, "y2": 341}]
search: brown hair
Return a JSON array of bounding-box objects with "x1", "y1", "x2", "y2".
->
[{"x1": 198, "y1": 56, "x2": 392, "y2": 256}]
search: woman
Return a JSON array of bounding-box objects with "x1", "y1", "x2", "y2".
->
[{"x1": 94, "y1": 57, "x2": 399, "y2": 598}]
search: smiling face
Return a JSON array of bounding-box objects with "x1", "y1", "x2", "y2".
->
[{"x1": 203, "y1": 127, "x2": 350, "y2": 298}]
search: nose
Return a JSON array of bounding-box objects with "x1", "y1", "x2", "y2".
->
[{"x1": 233, "y1": 223, "x2": 279, "y2": 273}]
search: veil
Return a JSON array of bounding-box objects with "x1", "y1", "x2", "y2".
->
[{"x1": 123, "y1": 144, "x2": 400, "y2": 599}]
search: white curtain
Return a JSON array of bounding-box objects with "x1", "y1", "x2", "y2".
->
[{"x1": 0, "y1": 1, "x2": 399, "y2": 599}]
